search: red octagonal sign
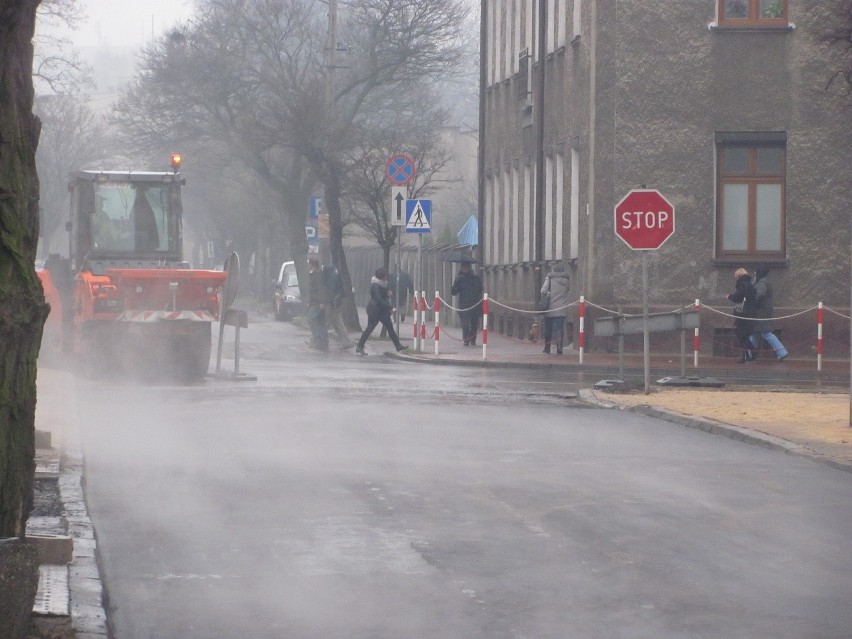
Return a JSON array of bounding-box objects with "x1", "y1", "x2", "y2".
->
[{"x1": 614, "y1": 189, "x2": 675, "y2": 250}]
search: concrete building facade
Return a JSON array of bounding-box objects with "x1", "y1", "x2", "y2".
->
[{"x1": 479, "y1": 0, "x2": 851, "y2": 356}]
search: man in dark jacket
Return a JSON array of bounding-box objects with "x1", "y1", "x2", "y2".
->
[
  {"x1": 306, "y1": 258, "x2": 329, "y2": 351},
  {"x1": 750, "y1": 264, "x2": 789, "y2": 361},
  {"x1": 355, "y1": 267, "x2": 405, "y2": 355},
  {"x1": 451, "y1": 262, "x2": 483, "y2": 346}
]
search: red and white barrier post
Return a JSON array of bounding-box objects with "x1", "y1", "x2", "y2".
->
[
  {"x1": 412, "y1": 291, "x2": 420, "y2": 351},
  {"x1": 694, "y1": 298, "x2": 700, "y2": 368},
  {"x1": 482, "y1": 294, "x2": 489, "y2": 359},
  {"x1": 434, "y1": 292, "x2": 441, "y2": 355},
  {"x1": 421, "y1": 291, "x2": 428, "y2": 351},
  {"x1": 578, "y1": 295, "x2": 585, "y2": 364},
  {"x1": 817, "y1": 301, "x2": 824, "y2": 372}
]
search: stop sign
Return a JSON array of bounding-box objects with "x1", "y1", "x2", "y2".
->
[{"x1": 614, "y1": 189, "x2": 675, "y2": 250}]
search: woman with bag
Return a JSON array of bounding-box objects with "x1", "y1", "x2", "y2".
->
[
  {"x1": 540, "y1": 263, "x2": 570, "y2": 354},
  {"x1": 355, "y1": 267, "x2": 405, "y2": 355},
  {"x1": 727, "y1": 267, "x2": 758, "y2": 363}
]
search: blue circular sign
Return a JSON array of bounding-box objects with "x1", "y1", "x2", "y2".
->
[{"x1": 385, "y1": 154, "x2": 416, "y2": 185}]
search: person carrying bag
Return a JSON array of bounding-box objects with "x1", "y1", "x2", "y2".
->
[{"x1": 540, "y1": 264, "x2": 570, "y2": 354}]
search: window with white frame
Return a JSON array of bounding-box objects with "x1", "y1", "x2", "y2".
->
[
  {"x1": 716, "y1": 134, "x2": 786, "y2": 259},
  {"x1": 525, "y1": 0, "x2": 534, "y2": 58},
  {"x1": 557, "y1": 0, "x2": 567, "y2": 47},
  {"x1": 569, "y1": 148, "x2": 579, "y2": 259},
  {"x1": 514, "y1": 0, "x2": 522, "y2": 73},
  {"x1": 555, "y1": 151, "x2": 564, "y2": 259},
  {"x1": 547, "y1": 0, "x2": 556, "y2": 53},
  {"x1": 517, "y1": 50, "x2": 531, "y2": 100},
  {"x1": 572, "y1": 0, "x2": 582, "y2": 40}
]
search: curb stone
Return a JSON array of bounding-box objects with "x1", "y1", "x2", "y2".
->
[
  {"x1": 60, "y1": 432, "x2": 108, "y2": 637},
  {"x1": 578, "y1": 389, "x2": 852, "y2": 474}
]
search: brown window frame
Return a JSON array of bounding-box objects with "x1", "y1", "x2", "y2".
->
[
  {"x1": 716, "y1": 142, "x2": 787, "y2": 260},
  {"x1": 718, "y1": 0, "x2": 789, "y2": 27}
]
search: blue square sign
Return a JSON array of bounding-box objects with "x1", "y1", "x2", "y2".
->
[{"x1": 405, "y1": 199, "x2": 432, "y2": 233}]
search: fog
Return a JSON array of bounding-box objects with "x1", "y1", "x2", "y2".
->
[
  {"x1": 34, "y1": 317, "x2": 852, "y2": 637},
  {"x1": 42, "y1": 0, "x2": 196, "y2": 49}
]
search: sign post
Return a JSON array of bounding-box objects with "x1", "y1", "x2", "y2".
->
[
  {"x1": 614, "y1": 189, "x2": 676, "y2": 394},
  {"x1": 405, "y1": 200, "x2": 432, "y2": 351},
  {"x1": 390, "y1": 185, "x2": 406, "y2": 335},
  {"x1": 385, "y1": 155, "x2": 415, "y2": 336}
]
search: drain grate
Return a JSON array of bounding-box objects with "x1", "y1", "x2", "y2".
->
[{"x1": 32, "y1": 564, "x2": 69, "y2": 616}]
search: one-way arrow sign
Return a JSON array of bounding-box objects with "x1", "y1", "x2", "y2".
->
[{"x1": 390, "y1": 186, "x2": 406, "y2": 227}]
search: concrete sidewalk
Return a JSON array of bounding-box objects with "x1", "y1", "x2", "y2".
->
[{"x1": 394, "y1": 321, "x2": 849, "y2": 386}]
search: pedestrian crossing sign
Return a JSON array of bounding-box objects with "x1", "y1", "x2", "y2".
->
[{"x1": 405, "y1": 199, "x2": 432, "y2": 233}]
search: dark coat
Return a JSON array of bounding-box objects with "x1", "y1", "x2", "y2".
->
[
  {"x1": 752, "y1": 271, "x2": 776, "y2": 331},
  {"x1": 366, "y1": 276, "x2": 392, "y2": 319},
  {"x1": 727, "y1": 274, "x2": 757, "y2": 330},
  {"x1": 307, "y1": 268, "x2": 329, "y2": 306},
  {"x1": 451, "y1": 270, "x2": 483, "y2": 314}
]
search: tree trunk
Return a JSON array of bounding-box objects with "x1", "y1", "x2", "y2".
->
[
  {"x1": 324, "y1": 162, "x2": 362, "y2": 331},
  {"x1": 0, "y1": 0, "x2": 48, "y2": 539}
]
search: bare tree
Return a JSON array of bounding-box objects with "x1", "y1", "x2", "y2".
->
[
  {"x1": 290, "y1": 0, "x2": 471, "y2": 325},
  {"x1": 345, "y1": 109, "x2": 458, "y2": 271},
  {"x1": 112, "y1": 0, "x2": 319, "y2": 293},
  {"x1": 33, "y1": 0, "x2": 92, "y2": 93},
  {"x1": 34, "y1": 93, "x2": 109, "y2": 255},
  {"x1": 112, "y1": 0, "x2": 470, "y2": 326},
  {"x1": 0, "y1": 0, "x2": 48, "y2": 540}
]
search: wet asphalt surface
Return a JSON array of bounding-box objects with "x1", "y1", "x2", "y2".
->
[{"x1": 54, "y1": 317, "x2": 852, "y2": 639}]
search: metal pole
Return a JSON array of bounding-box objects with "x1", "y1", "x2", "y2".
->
[
  {"x1": 642, "y1": 252, "x2": 650, "y2": 394},
  {"x1": 395, "y1": 231, "x2": 401, "y2": 336},
  {"x1": 417, "y1": 234, "x2": 423, "y2": 352},
  {"x1": 617, "y1": 305, "x2": 624, "y2": 379},
  {"x1": 234, "y1": 324, "x2": 241, "y2": 376},
  {"x1": 216, "y1": 317, "x2": 225, "y2": 373},
  {"x1": 534, "y1": 0, "x2": 547, "y2": 301}
]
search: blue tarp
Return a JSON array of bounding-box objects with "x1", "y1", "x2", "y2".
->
[{"x1": 457, "y1": 215, "x2": 478, "y2": 246}]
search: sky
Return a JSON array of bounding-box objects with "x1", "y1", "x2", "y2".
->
[{"x1": 45, "y1": 0, "x2": 198, "y2": 49}]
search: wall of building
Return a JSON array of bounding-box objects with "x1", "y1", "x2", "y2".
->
[{"x1": 480, "y1": 0, "x2": 851, "y2": 355}]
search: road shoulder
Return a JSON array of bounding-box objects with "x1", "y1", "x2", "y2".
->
[{"x1": 579, "y1": 388, "x2": 852, "y2": 474}]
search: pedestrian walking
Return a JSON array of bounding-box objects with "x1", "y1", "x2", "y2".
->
[
  {"x1": 727, "y1": 267, "x2": 758, "y2": 363},
  {"x1": 380, "y1": 269, "x2": 413, "y2": 337},
  {"x1": 355, "y1": 267, "x2": 405, "y2": 355},
  {"x1": 323, "y1": 263, "x2": 354, "y2": 349},
  {"x1": 306, "y1": 258, "x2": 329, "y2": 351},
  {"x1": 540, "y1": 263, "x2": 570, "y2": 354},
  {"x1": 451, "y1": 262, "x2": 484, "y2": 346},
  {"x1": 750, "y1": 264, "x2": 789, "y2": 361}
]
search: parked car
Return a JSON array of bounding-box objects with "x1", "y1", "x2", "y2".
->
[{"x1": 272, "y1": 261, "x2": 302, "y2": 321}]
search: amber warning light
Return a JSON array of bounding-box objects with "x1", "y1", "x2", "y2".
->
[{"x1": 170, "y1": 153, "x2": 182, "y2": 172}]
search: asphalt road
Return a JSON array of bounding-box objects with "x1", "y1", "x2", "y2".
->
[{"x1": 58, "y1": 318, "x2": 852, "y2": 638}]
